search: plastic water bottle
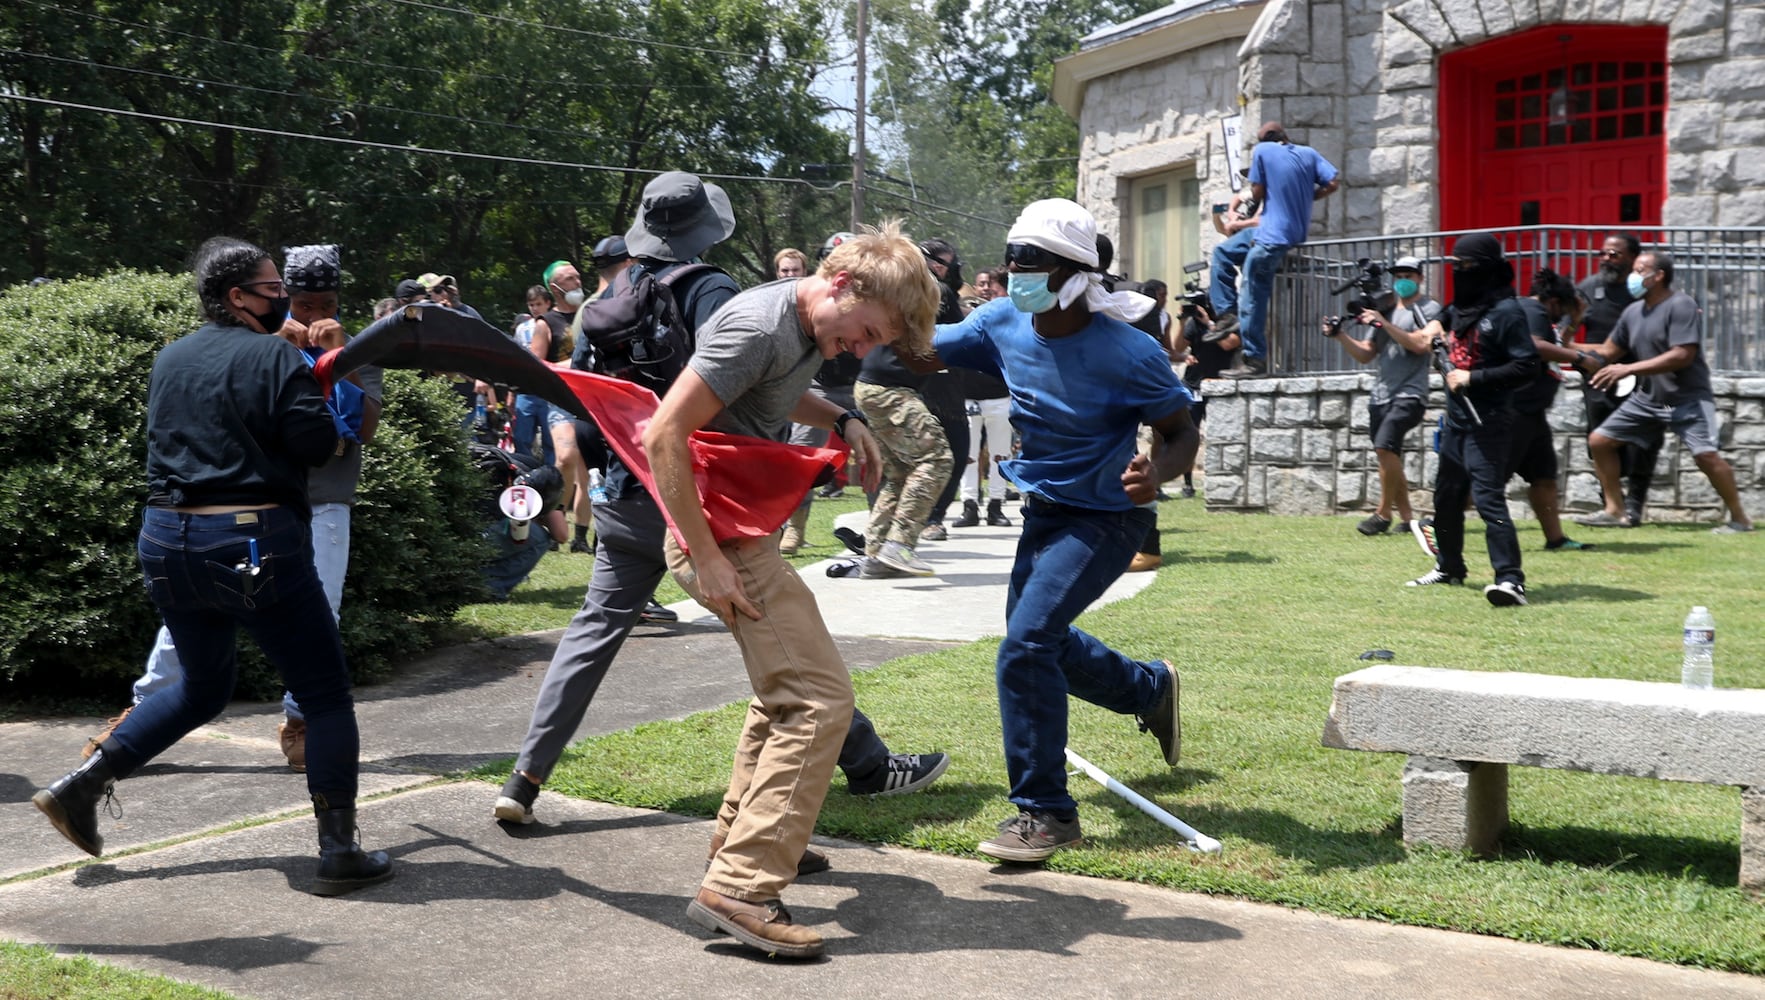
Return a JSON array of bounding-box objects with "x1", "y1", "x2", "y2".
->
[
  {"x1": 587, "y1": 468, "x2": 608, "y2": 504},
  {"x1": 1682, "y1": 606, "x2": 1715, "y2": 689}
]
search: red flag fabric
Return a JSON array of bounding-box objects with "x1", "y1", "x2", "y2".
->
[
  {"x1": 551, "y1": 368, "x2": 847, "y2": 552},
  {"x1": 312, "y1": 305, "x2": 846, "y2": 552}
]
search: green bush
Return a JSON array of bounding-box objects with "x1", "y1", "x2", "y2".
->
[{"x1": 0, "y1": 274, "x2": 487, "y2": 703}]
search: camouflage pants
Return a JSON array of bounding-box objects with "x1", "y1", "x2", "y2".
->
[{"x1": 855, "y1": 383, "x2": 953, "y2": 552}]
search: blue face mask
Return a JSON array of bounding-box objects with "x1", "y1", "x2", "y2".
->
[
  {"x1": 1393, "y1": 278, "x2": 1419, "y2": 299},
  {"x1": 1007, "y1": 271, "x2": 1059, "y2": 314},
  {"x1": 1625, "y1": 272, "x2": 1646, "y2": 298}
]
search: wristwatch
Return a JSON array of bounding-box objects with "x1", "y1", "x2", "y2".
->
[{"x1": 834, "y1": 408, "x2": 869, "y2": 438}]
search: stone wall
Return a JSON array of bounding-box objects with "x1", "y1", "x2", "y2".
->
[
  {"x1": 1076, "y1": 38, "x2": 1245, "y2": 267},
  {"x1": 1239, "y1": 0, "x2": 1765, "y2": 235},
  {"x1": 1199, "y1": 372, "x2": 1765, "y2": 521}
]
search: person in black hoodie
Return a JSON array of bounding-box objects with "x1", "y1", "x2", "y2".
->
[{"x1": 1404, "y1": 232, "x2": 1539, "y2": 607}]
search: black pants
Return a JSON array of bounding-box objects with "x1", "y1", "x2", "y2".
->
[
  {"x1": 1433, "y1": 412, "x2": 1522, "y2": 585},
  {"x1": 1583, "y1": 386, "x2": 1662, "y2": 506},
  {"x1": 928, "y1": 406, "x2": 968, "y2": 522}
]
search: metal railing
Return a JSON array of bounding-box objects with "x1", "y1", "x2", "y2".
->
[{"x1": 1262, "y1": 225, "x2": 1765, "y2": 375}]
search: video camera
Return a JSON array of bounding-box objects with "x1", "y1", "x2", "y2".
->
[
  {"x1": 1178, "y1": 260, "x2": 1210, "y2": 321},
  {"x1": 1324, "y1": 258, "x2": 1394, "y2": 336}
]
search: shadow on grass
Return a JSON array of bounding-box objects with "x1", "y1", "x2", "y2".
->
[
  {"x1": 1171, "y1": 551, "x2": 1276, "y2": 566},
  {"x1": 1565, "y1": 539, "x2": 1692, "y2": 555},
  {"x1": 1536, "y1": 583, "x2": 1655, "y2": 603},
  {"x1": 1130, "y1": 802, "x2": 1409, "y2": 873},
  {"x1": 1501, "y1": 822, "x2": 1739, "y2": 884}
]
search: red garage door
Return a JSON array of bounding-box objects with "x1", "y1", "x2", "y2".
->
[{"x1": 1439, "y1": 25, "x2": 1667, "y2": 233}]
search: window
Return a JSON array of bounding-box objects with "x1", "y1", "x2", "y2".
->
[
  {"x1": 1489, "y1": 59, "x2": 1665, "y2": 149},
  {"x1": 1129, "y1": 170, "x2": 1199, "y2": 288}
]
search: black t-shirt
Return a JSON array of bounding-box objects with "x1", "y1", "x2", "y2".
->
[
  {"x1": 1181, "y1": 318, "x2": 1234, "y2": 388},
  {"x1": 145, "y1": 323, "x2": 338, "y2": 517},
  {"x1": 1512, "y1": 297, "x2": 1563, "y2": 414},
  {"x1": 537, "y1": 309, "x2": 575, "y2": 363},
  {"x1": 1574, "y1": 272, "x2": 1634, "y2": 345}
]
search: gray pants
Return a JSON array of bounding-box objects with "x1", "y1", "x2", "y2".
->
[{"x1": 514, "y1": 486, "x2": 889, "y2": 782}]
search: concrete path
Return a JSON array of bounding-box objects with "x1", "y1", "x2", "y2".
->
[{"x1": 3, "y1": 521, "x2": 1761, "y2": 999}]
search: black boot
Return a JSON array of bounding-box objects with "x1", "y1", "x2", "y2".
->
[
  {"x1": 952, "y1": 500, "x2": 980, "y2": 528},
  {"x1": 33, "y1": 749, "x2": 118, "y2": 857},
  {"x1": 314, "y1": 802, "x2": 395, "y2": 896},
  {"x1": 986, "y1": 499, "x2": 1013, "y2": 527}
]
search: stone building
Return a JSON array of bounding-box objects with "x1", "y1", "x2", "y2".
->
[{"x1": 1052, "y1": 0, "x2": 1765, "y2": 522}]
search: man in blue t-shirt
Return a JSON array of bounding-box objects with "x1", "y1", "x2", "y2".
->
[
  {"x1": 922, "y1": 199, "x2": 1198, "y2": 864},
  {"x1": 1223, "y1": 122, "x2": 1339, "y2": 378}
]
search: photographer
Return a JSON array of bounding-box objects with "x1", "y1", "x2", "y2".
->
[
  {"x1": 1170, "y1": 283, "x2": 1238, "y2": 499},
  {"x1": 1322, "y1": 256, "x2": 1437, "y2": 537}
]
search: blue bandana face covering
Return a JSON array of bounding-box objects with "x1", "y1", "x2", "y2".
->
[{"x1": 1008, "y1": 271, "x2": 1059, "y2": 314}]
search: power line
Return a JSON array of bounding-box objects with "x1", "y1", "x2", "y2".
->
[
  {"x1": 3, "y1": 93, "x2": 1005, "y2": 227},
  {"x1": 18, "y1": 0, "x2": 771, "y2": 93},
  {"x1": 1, "y1": 47, "x2": 648, "y2": 150},
  {"x1": 375, "y1": 0, "x2": 826, "y2": 69},
  {"x1": 0, "y1": 91, "x2": 828, "y2": 189}
]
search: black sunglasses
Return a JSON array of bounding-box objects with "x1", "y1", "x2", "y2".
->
[{"x1": 1004, "y1": 243, "x2": 1071, "y2": 270}]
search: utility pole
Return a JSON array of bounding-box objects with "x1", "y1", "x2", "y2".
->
[{"x1": 851, "y1": 0, "x2": 867, "y2": 230}]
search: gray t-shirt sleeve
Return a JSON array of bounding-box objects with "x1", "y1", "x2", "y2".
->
[{"x1": 688, "y1": 290, "x2": 785, "y2": 409}]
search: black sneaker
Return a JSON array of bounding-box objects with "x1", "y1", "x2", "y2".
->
[
  {"x1": 978, "y1": 810, "x2": 1082, "y2": 863},
  {"x1": 569, "y1": 537, "x2": 594, "y2": 555},
  {"x1": 832, "y1": 526, "x2": 867, "y2": 555},
  {"x1": 1405, "y1": 568, "x2": 1463, "y2": 587},
  {"x1": 846, "y1": 752, "x2": 950, "y2": 796},
  {"x1": 1484, "y1": 580, "x2": 1528, "y2": 607},
  {"x1": 1356, "y1": 513, "x2": 1391, "y2": 536},
  {"x1": 639, "y1": 599, "x2": 678, "y2": 623},
  {"x1": 817, "y1": 483, "x2": 845, "y2": 499},
  {"x1": 493, "y1": 772, "x2": 540, "y2": 825},
  {"x1": 1136, "y1": 661, "x2": 1181, "y2": 765}
]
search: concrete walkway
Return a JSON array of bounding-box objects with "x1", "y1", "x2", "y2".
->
[{"x1": 3, "y1": 521, "x2": 1761, "y2": 999}]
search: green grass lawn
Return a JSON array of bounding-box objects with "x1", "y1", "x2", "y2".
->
[
  {"x1": 0, "y1": 941, "x2": 236, "y2": 1000},
  {"x1": 480, "y1": 498, "x2": 1765, "y2": 972}
]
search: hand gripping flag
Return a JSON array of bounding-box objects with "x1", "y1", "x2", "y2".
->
[{"x1": 313, "y1": 303, "x2": 847, "y2": 550}]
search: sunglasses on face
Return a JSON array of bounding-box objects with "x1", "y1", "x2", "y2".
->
[{"x1": 1004, "y1": 243, "x2": 1069, "y2": 270}]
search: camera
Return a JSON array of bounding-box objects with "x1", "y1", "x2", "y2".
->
[
  {"x1": 1323, "y1": 258, "x2": 1393, "y2": 336},
  {"x1": 1178, "y1": 260, "x2": 1210, "y2": 321}
]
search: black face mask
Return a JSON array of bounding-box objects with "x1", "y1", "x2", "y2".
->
[
  {"x1": 249, "y1": 294, "x2": 290, "y2": 333},
  {"x1": 1452, "y1": 261, "x2": 1511, "y2": 310}
]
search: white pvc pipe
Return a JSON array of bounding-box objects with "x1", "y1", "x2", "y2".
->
[{"x1": 1065, "y1": 747, "x2": 1223, "y2": 854}]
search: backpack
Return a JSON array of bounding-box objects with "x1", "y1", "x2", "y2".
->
[{"x1": 571, "y1": 263, "x2": 716, "y2": 397}]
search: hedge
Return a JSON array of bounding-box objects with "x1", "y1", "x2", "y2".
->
[{"x1": 0, "y1": 273, "x2": 488, "y2": 702}]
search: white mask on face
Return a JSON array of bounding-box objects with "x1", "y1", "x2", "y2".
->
[{"x1": 562, "y1": 288, "x2": 586, "y2": 307}]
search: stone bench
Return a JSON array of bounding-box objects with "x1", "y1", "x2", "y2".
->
[{"x1": 1320, "y1": 665, "x2": 1765, "y2": 891}]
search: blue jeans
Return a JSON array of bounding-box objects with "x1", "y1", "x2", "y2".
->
[
  {"x1": 108, "y1": 507, "x2": 359, "y2": 804},
  {"x1": 133, "y1": 503, "x2": 351, "y2": 724},
  {"x1": 1209, "y1": 228, "x2": 1256, "y2": 317},
  {"x1": 998, "y1": 499, "x2": 1169, "y2": 816},
  {"x1": 1239, "y1": 241, "x2": 1292, "y2": 361},
  {"x1": 513, "y1": 393, "x2": 554, "y2": 465}
]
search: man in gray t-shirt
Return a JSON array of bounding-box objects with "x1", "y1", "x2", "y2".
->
[
  {"x1": 1582, "y1": 251, "x2": 1752, "y2": 533},
  {"x1": 643, "y1": 223, "x2": 941, "y2": 959},
  {"x1": 1325, "y1": 256, "x2": 1439, "y2": 536}
]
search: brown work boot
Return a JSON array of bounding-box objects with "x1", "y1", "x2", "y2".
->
[
  {"x1": 82, "y1": 706, "x2": 135, "y2": 760},
  {"x1": 707, "y1": 832, "x2": 831, "y2": 876},
  {"x1": 686, "y1": 887, "x2": 824, "y2": 959},
  {"x1": 278, "y1": 717, "x2": 307, "y2": 772}
]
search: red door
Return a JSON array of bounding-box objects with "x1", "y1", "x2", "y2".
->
[{"x1": 1440, "y1": 25, "x2": 1667, "y2": 233}]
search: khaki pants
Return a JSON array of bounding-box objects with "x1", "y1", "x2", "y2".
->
[{"x1": 665, "y1": 533, "x2": 854, "y2": 901}]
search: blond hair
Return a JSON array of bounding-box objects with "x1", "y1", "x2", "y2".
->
[
  {"x1": 817, "y1": 219, "x2": 940, "y2": 356},
  {"x1": 773, "y1": 247, "x2": 808, "y2": 275}
]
